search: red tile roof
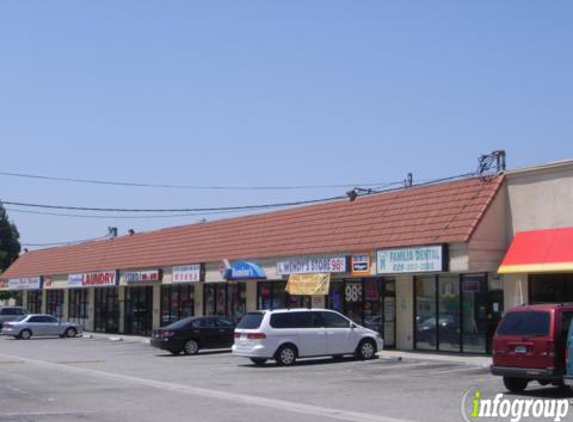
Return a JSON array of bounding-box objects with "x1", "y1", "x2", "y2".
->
[{"x1": 1, "y1": 176, "x2": 503, "y2": 279}]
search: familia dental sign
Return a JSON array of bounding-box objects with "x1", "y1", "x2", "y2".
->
[{"x1": 68, "y1": 271, "x2": 117, "y2": 288}]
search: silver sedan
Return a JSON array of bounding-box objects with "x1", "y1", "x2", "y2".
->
[{"x1": 0, "y1": 314, "x2": 83, "y2": 339}]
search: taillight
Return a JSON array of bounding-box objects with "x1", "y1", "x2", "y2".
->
[
  {"x1": 3, "y1": 323, "x2": 12, "y2": 328},
  {"x1": 162, "y1": 331, "x2": 175, "y2": 338},
  {"x1": 247, "y1": 333, "x2": 266, "y2": 340},
  {"x1": 234, "y1": 332, "x2": 241, "y2": 339}
]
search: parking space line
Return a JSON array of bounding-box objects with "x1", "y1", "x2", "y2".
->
[{"x1": 0, "y1": 352, "x2": 419, "y2": 422}]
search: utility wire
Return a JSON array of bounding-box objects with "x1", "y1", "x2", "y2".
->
[
  {"x1": 1, "y1": 172, "x2": 476, "y2": 213},
  {"x1": 1, "y1": 195, "x2": 347, "y2": 213},
  {"x1": 22, "y1": 235, "x2": 112, "y2": 247},
  {"x1": 0, "y1": 170, "x2": 393, "y2": 191},
  {"x1": 5, "y1": 207, "x2": 254, "y2": 219}
]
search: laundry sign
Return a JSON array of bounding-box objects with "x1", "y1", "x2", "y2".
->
[{"x1": 376, "y1": 245, "x2": 447, "y2": 274}]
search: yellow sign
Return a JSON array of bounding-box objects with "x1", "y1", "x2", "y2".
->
[{"x1": 285, "y1": 273, "x2": 330, "y2": 295}]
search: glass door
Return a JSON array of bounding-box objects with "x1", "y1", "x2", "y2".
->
[
  {"x1": 124, "y1": 286, "x2": 153, "y2": 336},
  {"x1": 94, "y1": 287, "x2": 119, "y2": 333},
  {"x1": 438, "y1": 276, "x2": 461, "y2": 352}
]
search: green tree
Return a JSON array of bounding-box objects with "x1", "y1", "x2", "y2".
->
[{"x1": 0, "y1": 203, "x2": 21, "y2": 301}]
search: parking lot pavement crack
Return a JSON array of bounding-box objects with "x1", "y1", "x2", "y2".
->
[{"x1": 0, "y1": 353, "x2": 418, "y2": 422}]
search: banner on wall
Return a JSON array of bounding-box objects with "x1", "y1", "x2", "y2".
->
[
  {"x1": 172, "y1": 264, "x2": 204, "y2": 283},
  {"x1": 285, "y1": 273, "x2": 331, "y2": 296}
]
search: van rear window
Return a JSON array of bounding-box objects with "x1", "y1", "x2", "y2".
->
[
  {"x1": 497, "y1": 311, "x2": 550, "y2": 336},
  {"x1": 237, "y1": 312, "x2": 264, "y2": 329}
]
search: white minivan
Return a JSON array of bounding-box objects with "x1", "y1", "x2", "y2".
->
[{"x1": 232, "y1": 308, "x2": 383, "y2": 366}]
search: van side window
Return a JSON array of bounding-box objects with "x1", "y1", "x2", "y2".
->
[
  {"x1": 270, "y1": 313, "x2": 295, "y2": 329},
  {"x1": 322, "y1": 312, "x2": 351, "y2": 328},
  {"x1": 294, "y1": 312, "x2": 324, "y2": 328}
]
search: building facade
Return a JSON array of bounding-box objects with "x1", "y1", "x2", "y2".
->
[{"x1": 2, "y1": 160, "x2": 573, "y2": 354}]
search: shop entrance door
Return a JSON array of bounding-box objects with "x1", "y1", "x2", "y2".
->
[
  {"x1": 124, "y1": 286, "x2": 153, "y2": 336},
  {"x1": 94, "y1": 287, "x2": 119, "y2": 333}
]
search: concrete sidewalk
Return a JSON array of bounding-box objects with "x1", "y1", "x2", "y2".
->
[
  {"x1": 380, "y1": 349, "x2": 491, "y2": 367},
  {"x1": 82, "y1": 331, "x2": 151, "y2": 344},
  {"x1": 81, "y1": 331, "x2": 491, "y2": 367}
]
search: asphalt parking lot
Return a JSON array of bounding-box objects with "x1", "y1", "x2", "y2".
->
[{"x1": 0, "y1": 336, "x2": 571, "y2": 422}]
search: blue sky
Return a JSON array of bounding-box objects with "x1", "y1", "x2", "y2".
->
[{"x1": 1, "y1": 1, "x2": 572, "y2": 248}]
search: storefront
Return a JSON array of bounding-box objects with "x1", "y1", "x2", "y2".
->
[
  {"x1": 499, "y1": 227, "x2": 573, "y2": 305},
  {"x1": 257, "y1": 280, "x2": 314, "y2": 310},
  {"x1": 26, "y1": 290, "x2": 42, "y2": 313},
  {"x1": 327, "y1": 278, "x2": 396, "y2": 348},
  {"x1": 123, "y1": 269, "x2": 161, "y2": 336},
  {"x1": 160, "y1": 264, "x2": 203, "y2": 326},
  {"x1": 206, "y1": 260, "x2": 262, "y2": 322},
  {"x1": 68, "y1": 288, "x2": 89, "y2": 327},
  {"x1": 68, "y1": 270, "x2": 118, "y2": 331},
  {"x1": 94, "y1": 287, "x2": 120, "y2": 333},
  {"x1": 46, "y1": 289, "x2": 64, "y2": 318},
  {"x1": 3, "y1": 277, "x2": 43, "y2": 313}
]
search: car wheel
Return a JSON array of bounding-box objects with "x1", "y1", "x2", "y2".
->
[
  {"x1": 275, "y1": 344, "x2": 297, "y2": 366},
  {"x1": 356, "y1": 339, "x2": 377, "y2": 360},
  {"x1": 183, "y1": 339, "x2": 199, "y2": 355},
  {"x1": 503, "y1": 377, "x2": 528, "y2": 393},
  {"x1": 250, "y1": 358, "x2": 267, "y2": 366},
  {"x1": 65, "y1": 328, "x2": 77, "y2": 338},
  {"x1": 20, "y1": 329, "x2": 32, "y2": 340}
]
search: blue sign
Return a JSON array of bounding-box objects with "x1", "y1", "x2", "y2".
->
[{"x1": 224, "y1": 261, "x2": 266, "y2": 280}]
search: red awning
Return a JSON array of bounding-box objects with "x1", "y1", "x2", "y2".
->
[{"x1": 498, "y1": 227, "x2": 573, "y2": 274}]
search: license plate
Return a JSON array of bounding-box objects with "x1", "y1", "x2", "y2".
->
[{"x1": 515, "y1": 346, "x2": 527, "y2": 353}]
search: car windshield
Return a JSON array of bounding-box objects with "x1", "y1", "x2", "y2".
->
[
  {"x1": 164, "y1": 317, "x2": 195, "y2": 330},
  {"x1": 497, "y1": 311, "x2": 550, "y2": 336},
  {"x1": 237, "y1": 312, "x2": 264, "y2": 329}
]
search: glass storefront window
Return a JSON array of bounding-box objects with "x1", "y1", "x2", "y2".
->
[
  {"x1": 363, "y1": 280, "x2": 382, "y2": 333},
  {"x1": 161, "y1": 284, "x2": 194, "y2": 326},
  {"x1": 26, "y1": 290, "x2": 42, "y2": 314},
  {"x1": 68, "y1": 288, "x2": 89, "y2": 327},
  {"x1": 438, "y1": 276, "x2": 461, "y2": 352},
  {"x1": 46, "y1": 289, "x2": 64, "y2": 319},
  {"x1": 94, "y1": 287, "x2": 119, "y2": 333},
  {"x1": 415, "y1": 276, "x2": 437, "y2": 351},
  {"x1": 226, "y1": 283, "x2": 247, "y2": 323},
  {"x1": 461, "y1": 275, "x2": 488, "y2": 354},
  {"x1": 344, "y1": 280, "x2": 363, "y2": 325},
  {"x1": 415, "y1": 274, "x2": 491, "y2": 354},
  {"x1": 327, "y1": 281, "x2": 344, "y2": 313},
  {"x1": 124, "y1": 286, "x2": 153, "y2": 336},
  {"x1": 205, "y1": 283, "x2": 246, "y2": 321},
  {"x1": 257, "y1": 281, "x2": 287, "y2": 310}
]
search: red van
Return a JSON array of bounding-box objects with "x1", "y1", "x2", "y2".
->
[{"x1": 491, "y1": 303, "x2": 573, "y2": 393}]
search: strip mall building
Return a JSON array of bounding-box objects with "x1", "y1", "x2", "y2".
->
[{"x1": 2, "y1": 160, "x2": 573, "y2": 354}]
